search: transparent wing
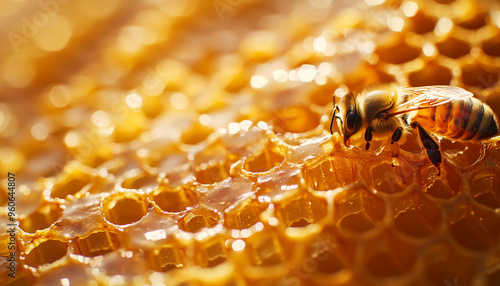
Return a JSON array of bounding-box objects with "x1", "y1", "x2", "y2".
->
[{"x1": 385, "y1": 85, "x2": 473, "y2": 118}]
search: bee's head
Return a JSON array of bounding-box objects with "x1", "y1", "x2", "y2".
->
[{"x1": 331, "y1": 92, "x2": 363, "y2": 146}]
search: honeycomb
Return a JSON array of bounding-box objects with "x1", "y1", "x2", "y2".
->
[{"x1": 1, "y1": 0, "x2": 500, "y2": 285}]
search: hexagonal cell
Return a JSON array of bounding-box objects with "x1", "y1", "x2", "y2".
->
[
  {"x1": 363, "y1": 159, "x2": 412, "y2": 195},
  {"x1": 150, "y1": 245, "x2": 184, "y2": 271},
  {"x1": 74, "y1": 231, "x2": 120, "y2": 257},
  {"x1": 121, "y1": 173, "x2": 158, "y2": 191},
  {"x1": 305, "y1": 230, "x2": 353, "y2": 277},
  {"x1": 419, "y1": 163, "x2": 461, "y2": 200},
  {"x1": 275, "y1": 193, "x2": 327, "y2": 228},
  {"x1": 194, "y1": 161, "x2": 230, "y2": 185},
  {"x1": 462, "y1": 62, "x2": 499, "y2": 89},
  {"x1": 470, "y1": 169, "x2": 500, "y2": 210},
  {"x1": 408, "y1": 62, "x2": 452, "y2": 86},
  {"x1": 180, "y1": 122, "x2": 214, "y2": 145},
  {"x1": 19, "y1": 203, "x2": 63, "y2": 233},
  {"x1": 273, "y1": 105, "x2": 320, "y2": 134},
  {"x1": 51, "y1": 172, "x2": 91, "y2": 199},
  {"x1": 362, "y1": 231, "x2": 416, "y2": 278},
  {"x1": 247, "y1": 233, "x2": 284, "y2": 266},
  {"x1": 422, "y1": 242, "x2": 476, "y2": 286},
  {"x1": 393, "y1": 192, "x2": 442, "y2": 238},
  {"x1": 195, "y1": 239, "x2": 227, "y2": 268},
  {"x1": 244, "y1": 144, "x2": 284, "y2": 173},
  {"x1": 436, "y1": 36, "x2": 470, "y2": 59},
  {"x1": 409, "y1": 11, "x2": 436, "y2": 34},
  {"x1": 483, "y1": 34, "x2": 500, "y2": 57},
  {"x1": 104, "y1": 194, "x2": 148, "y2": 225},
  {"x1": 448, "y1": 203, "x2": 500, "y2": 251},
  {"x1": 304, "y1": 156, "x2": 355, "y2": 191},
  {"x1": 225, "y1": 202, "x2": 264, "y2": 230},
  {"x1": 152, "y1": 185, "x2": 198, "y2": 213},
  {"x1": 178, "y1": 208, "x2": 219, "y2": 233},
  {"x1": 376, "y1": 39, "x2": 421, "y2": 64},
  {"x1": 24, "y1": 240, "x2": 68, "y2": 268},
  {"x1": 334, "y1": 187, "x2": 386, "y2": 234},
  {"x1": 457, "y1": 12, "x2": 487, "y2": 30}
]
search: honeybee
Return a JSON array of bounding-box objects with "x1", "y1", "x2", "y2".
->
[{"x1": 330, "y1": 84, "x2": 499, "y2": 173}]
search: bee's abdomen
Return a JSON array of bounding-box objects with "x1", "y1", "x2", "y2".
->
[{"x1": 414, "y1": 98, "x2": 499, "y2": 140}]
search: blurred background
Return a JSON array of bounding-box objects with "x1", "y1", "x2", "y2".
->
[{"x1": 1, "y1": 0, "x2": 500, "y2": 285}]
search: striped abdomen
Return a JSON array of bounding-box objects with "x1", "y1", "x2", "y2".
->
[{"x1": 413, "y1": 97, "x2": 499, "y2": 140}]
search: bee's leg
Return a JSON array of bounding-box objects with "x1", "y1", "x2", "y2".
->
[
  {"x1": 411, "y1": 122, "x2": 442, "y2": 175},
  {"x1": 390, "y1": 127, "x2": 403, "y2": 166},
  {"x1": 364, "y1": 127, "x2": 373, "y2": 150}
]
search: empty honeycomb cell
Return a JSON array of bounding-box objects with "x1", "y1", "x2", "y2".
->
[
  {"x1": 363, "y1": 159, "x2": 412, "y2": 195},
  {"x1": 362, "y1": 231, "x2": 416, "y2": 278},
  {"x1": 408, "y1": 62, "x2": 452, "y2": 86},
  {"x1": 448, "y1": 203, "x2": 500, "y2": 251},
  {"x1": 423, "y1": 242, "x2": 475, "y2": 286},
  {"x1": 50, "y1": 172, "x2": 91, "y2": 199},
  {"x1": 225, "y1": 203, "x2": 263, "y2": 229},
  {"x1": 334, "y1": 187, "x2": 385, "y2": 234},
  {"x1": 419, "y1": 163, "x2": 461, "y2": 200},
  {"x1": 462, "y1": 62, "x2": 499, "y2": 88},
  {"x1": 151, "y1": 245, "x2": 184, "y2": 271},
  {"x1": 393, "y1": 192, "x2": 442, "y2": 238},
  {"x1": 181, "y1": 122, "x2": 214, "y2": 145},
  {"x1": 24, "y1": 240, "x2": 68, "y2": 268},
  {"x1": 121, "y1": 173, "x2": 158, "y2": 191},
  {"x1": 276, "y1": 193, "x2": 327, "y2": 227},
  {"x1": 74, "y1": 231, "x2": 120, "y2": 257},
  {"x1": 195, "y1": 161, "x2": 230, "y2": 184},
  {"x1": 470, "y1": 169, "x2": 500, "y2": 210},
  {"x1": 19, "y1": 203, "x2": 63, "y2": 233},
  {"x1": 304, "y1": 156, "x2": 355, "y2": 191},
  {"x1": 376, "y1": 39, "x2": 421, "y2": 64},
  {"x1": 483, "y1": 34, "x2": 500, "y2": 57},
  {"x1": 152, "y1": 185, "x2": 198, "y2": 213},
  {"x1": 248, "y1": 234, "x2": 284, "y2": 266},
  {"x1": 305, "y1": 231, "x2": 352, "y2": 277},
  {"x1": 244, "y1": 144, "x2": 284, "y2": 173},
  {"x1": 104, "y1": 195, "x2": 148, "y2": 225},
  {"x1": 435, "y1": 37, "x2": 470, "y2": 59},
  {"x1": 457, "y1": 12, "x2": 487, "y2": 30},
  {"x1": 441, "y1": 139, "x2": 484, "y2": 168},
  {"x1": 273, "y1": 106, "x2": 320, "y2": 134},
  {"x1": 409, "y1": 11, "x2": 436, "y2": 34},
  {"x1": 196, "y1": 239, "x2": 227, "y2": 268},
  {"x1": 179, "y1": 208, "x2": 220, "y2": 233}
]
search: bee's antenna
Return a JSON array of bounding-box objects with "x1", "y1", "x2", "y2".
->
[{"x1": 330, "y1": 95, "x2": 336, "y2": 135}]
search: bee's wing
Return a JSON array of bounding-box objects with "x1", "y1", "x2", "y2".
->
[{"x1": 385, "y1": 86, "x2": 473, "y2": 117}]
